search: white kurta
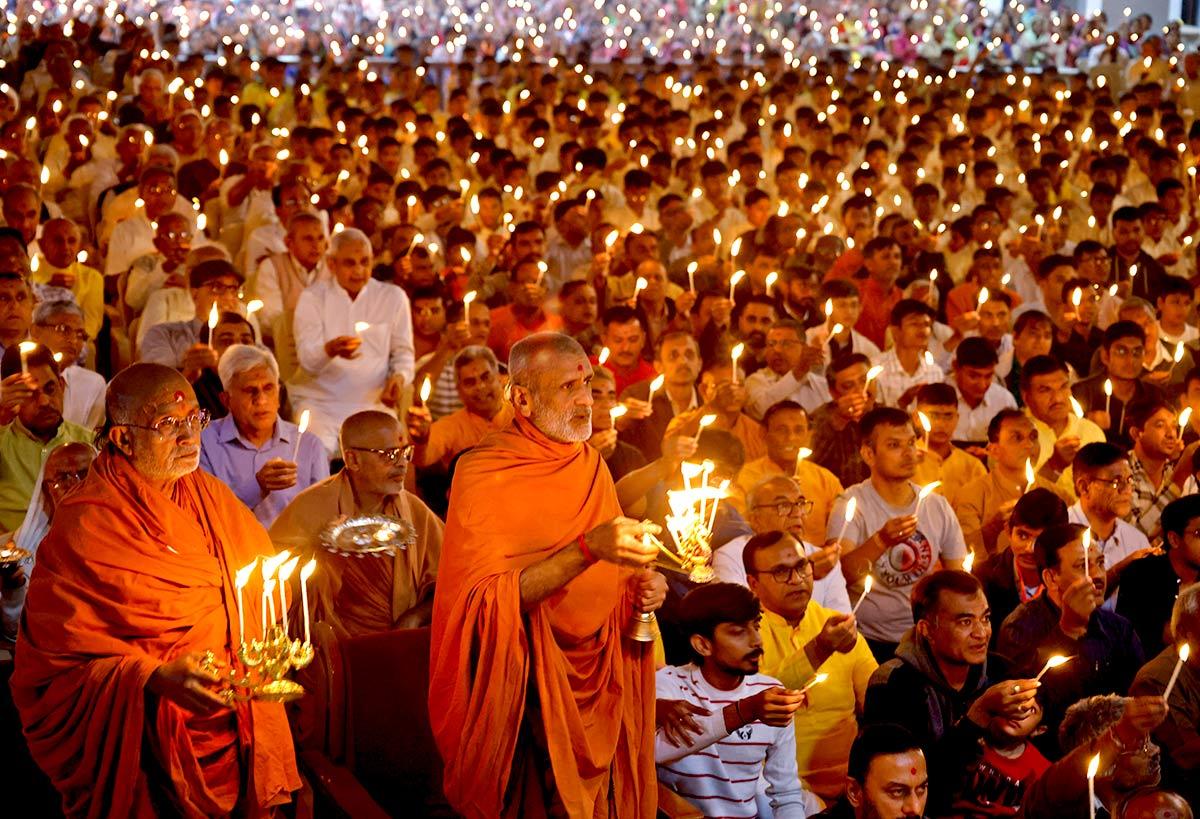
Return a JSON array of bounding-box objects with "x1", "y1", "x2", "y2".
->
[
  {"x1": 289, "y1": 277, "x2": 415, "y2": 456},
  {"x1": 62, "y1": 365, "x2": 106, "y2": 430}
]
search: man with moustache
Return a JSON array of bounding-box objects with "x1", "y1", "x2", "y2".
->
[
  {"x1": 11, "y1": 362, "x2": 300, "y2": 817},
  {"x1": 655, "y1": 582, "x2": 812, "y2": 817},
  {"x1": 430, "y1": 332, "x2": 667, "y2": 817}
]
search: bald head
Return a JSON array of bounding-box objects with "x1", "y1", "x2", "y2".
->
[
  {"x1": 106, "y1": 363, "x2": 193, "y2": 426},
  {"x1": 747, "y1": 475, "x2": 801, "y2": 508},
  {"x1": 509, "y1": 331, "x2": 588, "y2": 390},
  {"x1": 340, "y1": 410, "x2": 403, "y2": 451}
]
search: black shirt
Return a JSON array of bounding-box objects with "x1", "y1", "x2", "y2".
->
[
  {"x1": 1072, "y1": 372, "x2": 1163, "y2": 448},
  {"x1": 1115, "y1": 552, "x2": 1184, "y2": 657}
]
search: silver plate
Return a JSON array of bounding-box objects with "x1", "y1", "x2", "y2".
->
[{"x1": 319, "y1": 515, "x2": 415, "y2": 558}]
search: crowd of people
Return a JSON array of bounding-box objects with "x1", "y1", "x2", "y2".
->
[{"x1": 0, "y1": 3, "x2": 1198, "y2": 818}]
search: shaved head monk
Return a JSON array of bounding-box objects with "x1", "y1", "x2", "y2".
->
[
  {"x1": 430, "y1": 331, "x2": 668, "y2": 818},
  {"x1": 11, "y1": 363, "x2": 300, "y2": 817},
  {"x1": 269, "y1": 409, "x2": 443, "y2": 635}
]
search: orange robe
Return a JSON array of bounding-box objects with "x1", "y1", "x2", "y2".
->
[
  {"x1": 11, "y1": 452, "x2": 300, "y2": 818},
  {"x1": 429, "y1": 413, "x2": 656, "y2": 819},
  {"x1": 268, "y1": 472, "x2": 443, "y2": 637}
]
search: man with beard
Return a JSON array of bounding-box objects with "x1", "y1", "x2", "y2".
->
[
  {"x1": 654, "y1": 582, "x2": 812, "y2": 817},
  {"x1": 620, "y1": 330, "x2": 702, "y2": 460},
  {"x1": 733, "y1": 295, "x2": 777, "y2": 378},
  {"x1": 430, "y1": 332, "x2": 667, "y2": 817},
  {"x1": 11, "y1": 363, "x2": 300, "y2": 817},
  {"x1": 0, "y1": 343, "x2": 93, "y2": 530},
  {"x1": 408, "y1": 345, "x2": 514, "y2": 470},
  {"x1": 746, "y1": 530, "x2": 877, "y2": 801},
  {"x1": 270, "y1": 410, "x2": 443, "y2": 635}
]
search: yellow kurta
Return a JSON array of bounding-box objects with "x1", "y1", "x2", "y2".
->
[
  {"x1": 757, "y1": 604, "x2": 878, "y2": 799},
  {"x1": 952, "y1": 470, "x2": 1072, "y2": 555},
  {"x1": 912, "y1": 445, "x2": 986, "y2": 498},
  {"x1": 731, "y1": 456, "x2": 844, "y2": 547},
  {"x1": 1029, "y1": 412, "x2": 1106, "y2": 500},
  {"x1": 31, "y1": 260, "x2": 104, "y2": 338}
]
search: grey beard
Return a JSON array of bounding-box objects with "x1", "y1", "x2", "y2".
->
[{"x1": 530, "y1": 404, "x2": 592, "y2": 443}]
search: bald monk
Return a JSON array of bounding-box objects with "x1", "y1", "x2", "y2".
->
[
  {"x1": 430, "y1": 331, "x2": 667, "y2": 818},
  {"x1": 11, "y1": 363, "x2": 300, "y2": 818},
  {"x1": 269, "y1": 410, "x2": 443, "y2": 635}
]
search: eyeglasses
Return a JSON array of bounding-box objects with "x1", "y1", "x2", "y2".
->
[
  {"x1": 47, "y1": 469, "x2": 88, "y2": 491},
  {"x1": 121, "y1": 408, "x2": 211, "y2": 438},
  {"x1": 752, "y1": 498, "x2": 814, "y2": 517},
  {"x1": 1090, "y1": 475, "x2": 1134, "y2": 492},
  {"x1": 348, "y1": 444, "x2": 415, "y2": 463},
  {"x1": 753, "y1": 560, "x2": 812, "y2": 584},
  {"x1": 38, "y1": 322, "x2": 89, "y2": 342},
  {"x1": 203, "y1": 282, "x2": 241, "y2": 296}
]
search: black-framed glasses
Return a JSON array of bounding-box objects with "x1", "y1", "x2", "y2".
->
[
  {"x1": 753, "y1": 560, "x2": 812, "y2": 584},
  {"x1": 752, "y1": 498, "x2": 814, "y2": 517},
  {"x1": 37, "y1": 322, "x2": 89, "y2": 342},
  {"x1": 348, "y1": 444, "x2": 414, "y2": 463},
  {"x1": 120, "y1": 408, "x2": 211, "y2": 438}
]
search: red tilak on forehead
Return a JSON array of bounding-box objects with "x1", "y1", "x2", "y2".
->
[
  {"x1": 174, "y1": 391, "x2": 186, "y2": 402},
  {"x1": 910, "y1": 768, "x2": 918, "y2": 776}
]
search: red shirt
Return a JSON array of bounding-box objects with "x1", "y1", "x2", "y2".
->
[
  {"x1": 488, "y1": 305, "x2": 562, "y2": 361},
  {"x1": 854, "y1": 276, "x2": 902, "y2": 349},
  {"x1": 590, "y1": 357, "x2": 656, "y2": 397}
]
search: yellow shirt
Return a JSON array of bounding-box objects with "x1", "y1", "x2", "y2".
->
[
  {"x1": 0, "y1": 418, "x2": 94, "y2": 531},
  {"x1": 32, "y1": 259, "x2": 104, "y2": 338},
  {"x1": 1029, "y1": 412, "x2": 1106, "y2": 500},
  {"x1": 731, "y1": 456, "x2": 844, "y2": 547},
  {"x1": 758, "y1": 604, "x2": 878, "y2": 799},
  {"x1": 912, "y1": 445, "x2": 986, "y2": 498},
  {"x1": 419, "y1": 403, "x2": 515, "y2": 469},
  {"x1": 952, "y1": 470, "x2": 1072, "y2": 556}
]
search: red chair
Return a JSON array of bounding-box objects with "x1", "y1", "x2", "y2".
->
[{"x1": 296, "y1": 624, "x2": 454, "y2": 817}]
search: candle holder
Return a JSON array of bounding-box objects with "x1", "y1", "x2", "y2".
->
[{"x1": 202, "y1": 626, "x2": 315, "y2": 704}]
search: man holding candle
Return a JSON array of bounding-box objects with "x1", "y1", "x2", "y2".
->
[
  {"x1": 139, "y1": 258, "x2": 251, "y2": 375},
  {"x1": 1072, "y1": 321, "x2": 1163, "y2": 448},
  {"x1": 199, "y1": 345, "x2": 328, "y2": 528},
  {"x1": 949, "y1": 338, "x2": 1017, "y2": 444},
  {"x1": 1022, "y1": 355, "x2": 1106, "y2": 501},
  {"x1": 910, "y1": 383, "x2": 986, "y2": 493},
  {"x1": 0, "y1": 343, "x2": 92, "y2": 531},
  {"x1": 1127, "y1": 399, "x2": 1192, "y2": 544},
  {"x1": 486, "y1": 254, "x2": 562, "y2": 362},
  {"x1": 997, "y1": 523, "x2": 1145, "y2": 749},
  {"x1": 829, "y1": 407, "x2": 967, "y2": 662},
  {"x1": 595, "y1": 305, "x2": 655, "y2": 396},
  {"x1": 430, "y1": 332, "x2": 666, "y2": 817},
  {"x1": 871, "y1": 300, "x2": 943, "y2": 409},
  {"x1": 745, "y1": 320, "x2": 830, "y2": 419},
  {"x1": 271, "y1": 410, "x2": 443, "y2": 635},
  {"x1": 586, "y1": 366, "x2": 647, "y2": 481},
  {"x1": 809, "y1": 352, "x2": 875, "y2": 487},
  {"x1": 619, "y1": 330, "x2": 702, "y2": 460},
  {"x1": 11, "y1": 362, "x2": 301, "y2": 817},
  {"x1": 744, "y1": 530, "x2": 878, "y2": 802}
]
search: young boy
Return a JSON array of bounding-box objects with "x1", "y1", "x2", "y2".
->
[{"x1": 943, "y1": 696, "x2": 1051, "y2": 816}]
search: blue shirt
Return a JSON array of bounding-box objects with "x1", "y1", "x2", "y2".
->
[{"x1": 199, "y1": 414, "x2": 329, "y2": 527}]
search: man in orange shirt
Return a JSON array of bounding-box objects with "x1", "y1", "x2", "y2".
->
[
  {"x1": 430, "y1": 332, "x2": 666, "y2": 818},
  {"x1": 409, "y1": 345, "x2": 514, "y2": 469},
  {"x1": 12, "y1": 363, "x2": 300, "y2": 817},
  {"x1": 487, "y1": 254, "x2": 563, "y2": 361}
]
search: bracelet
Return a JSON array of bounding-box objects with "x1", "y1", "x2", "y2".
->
[{"x1": 577, "y1": 534, "x2": 598, "y2": 564}]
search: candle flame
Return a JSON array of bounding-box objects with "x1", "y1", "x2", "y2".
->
[
  {"x1": 297, "y1": 409, "x2": 310, "y2": 434},
  {"x1": 235, "y1": 559, "x2": 257, "y2": 589},
  {"x1": 1070, "y1": 396, "x2": 1085, "y2": 419},
  {"x1": 698, "y1": 413, "x2": 718, "y2": 429},
  {"x1": 463, "y1": 290, "x2": 477, "y2": 309},
  {"x1": 1072, "y1": 287, "x2": 1082, "y2": 308},
  {"x1": 208, "y1": 303, "x2": 219, "y2": 330},
  {"x1": 246, "y1": 299, "x2": 264, "y2": 316},
  {"x1": 1182, "y1": 644, "x2": 1191, "y2": 662},
  {"x1": 635, "y1": 276, "x2": 648, "y2": 294},
  {"x1": 300, "y1": 557, "x2": 317, "y2": 582},
  {"x1": 918, "y1": 481, "x2": 941, "y2": 500},
  {"x1": 1181, "y1": 407, "x2": 1193, "y2": 431},
  {"x1": 598, "y1": 346, "x2": 611, "y2": 365},
  {"x1": 354, "y1": 321, "x2": 370, "y2": 334},
  {"x1": 795, "y1": 447, "x2": 812, "y2": 462},
  {"x1": 917, "y1": 411, "x2": 931, "y2": 434},
  {"x1": 262, "y1": 550, "x2": 290, "y2": 580},
  {"x1": 1103, "y1": 378, "x2": 1112, "y2": 397},
  {"x1": 824, "y1": 299, "x2": 833, "y2": 318},
  {"x1": 1176, "y1": 342, "x2": 1185, "y2": 364},
  {"x1": 862, "y1": 574, "x2": 873, "y2": 593},
  {"x1": 731, "y1": 342, "x2": 745, "y2": 362},
  {"x1": 610, "y1": 405, "x2": 628, "y2": 421},
  {"x1": 831, "y1": 323, "x2": 845, "y2": 336},
  {"x1": 1025, "y1": 458, "x2": 1036, "y2": 486},
  {"x1": 845, "y1": 496, "x2": 857, "y2": 522},
  {"x1": 765, "y1": 271, "x2": 779, "y2": 292},
  {"x1": 650, "y1": 374, "x2": 665, "y2": 394},
  {"x1": 420, "y1": 377, "x2": 433, "y2": 403},
  {"x1": 977, "y1": 286, "x2": 989, "y2": 306},
  {"x1": 730, "y1": 236, "x2": 743, "y2": 257},
  {"x1": 962, "y1": 550, "x2": 975, "y2": 572},
  {"x1": 278, "y1": 555, "x2": 300, "y2": 583},
  {"x1": 18, "y1": 341, "x2": 37, "y2": 354},
  {"x1": 730, "y1": 269, "x2": 746, "y2": 288},
  {"x1": 1087, "y1": 753, "x2": 1101, "y2": 780},
  {"x1": 1046, "y1": 654, "x2": 1071, "y2": 670},
  {"x1": 865, "y1": 365, "x2": 884, "y2": 382}
]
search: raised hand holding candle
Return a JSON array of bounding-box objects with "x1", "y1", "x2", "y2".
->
[
  {"x1": 731, "y1": 342, "x2": 745, "y2": 383},
  {"x1": 277, "y1": 556, "x2": 299, "y2": 636},
  {"x1": 835, "y1": 496, "x2": 857, "y2": 545},
  {"x1": 207, "y1": 303, "x2": 219, "y2": 350},
  {"x1": 292, "y1": 410, "x2": 310, "y2": 463},
  {"x1": 1164, "y1": 643, "x2": 1190, "y2": 703},
  {"x1": 300, "y1": 558, "x2": 316, "y2": 645},
  {"x1": 1035, "y1": 654, "x2": 1072, "y2": 681},
  {"x1": 234, "y1": 560, "x2": 257, "y2": 646},
  {"x1": 851, "y1": 575, "x2": 873, "y2": 615}
]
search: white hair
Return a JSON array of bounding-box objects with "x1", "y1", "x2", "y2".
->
[
  {"x1": 328, "y1": 226, "x2": 372, "y2": 256},
  {"x1": 1172, "y1": 584, "x2": 1200, "y2": 649},
  {"x1": 217, "y1": 344, "x2": 279, "y2": 390},
  {"x1": 33, "y1": 298, "x2": 83, "y2": 325}
]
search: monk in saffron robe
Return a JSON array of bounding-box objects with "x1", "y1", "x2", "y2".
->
[
  {"x1": 270, "y1": 409, "x2": 443, "y2": 636},
  {"x1": 11, "y1": 363, "x2": 300, "y2": 818},
  {"x1": 430, "y1": 332, "x2": 668, "y2": 818}
]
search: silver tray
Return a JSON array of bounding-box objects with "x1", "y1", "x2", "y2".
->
[{"x1": 319, "y1": 515, "x2": 415, "y2": 558}]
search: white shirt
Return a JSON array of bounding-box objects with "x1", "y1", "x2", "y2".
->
[
  {"x1": 873, "y1": 348, "x2": 944, "y2": 408},
  {"x1": 655, "y1": 664, "x2": 811, "y2": 819},
  {"x1": 953, "y1": 381, "x2": 1017, "y2": 441},
  {"x1": 744, "y1": 367, "x2": 831, "y2": 419},
  {"x1": 714, "y1": 533, "x2": 851, "y2": 613},
  {"x1": 61, "y1": 365, "x2": 105, "y2": 430},
  {"x1": 1068, "y1": 502, "x2": 1150, "y2": 608},
  {"x1": 104, "y1": 213, "x2": 156, "y2": 278},
  {"x1": 805, "y1": 326, "x2": 882, "y2": 370},
  {"x1": 242, "y1": 221, "x2": 287, "y2": 276},
  {"x1": 252, "y1": 255, "x2": 329, "y2": 335},
  {"x1": 290, "y1": 277, "x2": 415, "y2": 453}
]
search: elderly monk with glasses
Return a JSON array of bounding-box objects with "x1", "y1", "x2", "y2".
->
[{"x1": 11, "y1": 362, "x2": 300, "y2": 818}]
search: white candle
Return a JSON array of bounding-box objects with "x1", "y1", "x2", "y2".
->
[
  {"x1": 278, "y1": 556, "x2": 299, "y2": 637},
  {"x1": 300, "y1": 558, "x2": 317, "y2": 645},
  {"x1": 694, "y1": 413, "x2": 717, "y2": 444},
  {"x1": 264, "y1": 578, "x2": 277, "y2": 626},
  {"x1": 1103, "y1": 378, "x2": 1112, "y2": 417},
  {"x1": 687, "y1": 261, "x2": 697, "y2": 293},
  {"x1": 207, "y1": 303, "x2": 219, "y2": 350},
  {"x1": 835, "y1": 496, "x2": 858, "y2": 545},
  {"x1": 851, "y1": 575, "x2": 873, "y2": 615},
  {"x1": 463, "y1": 290, "x2": 477, "y2": 313},
  {"x1": 731, "y1": 342, "x2": 745, "y2": 384},
  {"x1": 647, "y1": 373, "x2": 665, "y2": 404},
  {"x1": 1082, "y1": 529, "x2": 1092, "y2": 579},
  {"x1": 234, "y1": 560, "x2": 256, "y2": 647},
  {"x1": 1087, "y1": 753, "x2": 1100, "y2": 819},
  {"x1": 1163, "y1": 643, "x2": 1191, "y2": 703},
  {"x1": 292, "y1": 410, "x2": 310, "y2": 463},
  {"x1": 729, "y1": 269, "x2": 745, "y2": 302},
  {"x1": 1035, "y1": 654, "x2": 1072, "y2": 681}
]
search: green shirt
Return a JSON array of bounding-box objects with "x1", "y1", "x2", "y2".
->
[{"x1": 0, "y1": 419, "x2": 93, "y2": 531}]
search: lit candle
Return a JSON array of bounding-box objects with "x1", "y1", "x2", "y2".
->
[
  {"x1": 851, "y1": 575, "x2": 873, "y2": 615},
  {"x1": 917, "y1": 411, "x2": 931, "y2": 449},
  {"x1": 1070, "y1": 396, "x2": 1085, "y2": 420},
  {"x1": 299, "y1": 558, "x2": 317, "y2": 645},
  {"x1": 419, "y1": 376, "x2": 433, "y2": 405},
  {"x1": 794, "y1": 447, "x2": 812, "y2": 476},
  {"x1": 1071, "y1": 287, "x2": 1082, "y2": 316},
  {"x1": 916, "y1": 481, "x2": 941, "y2": 515},
  {"x1": 1087, "y1": 753, "x2": 1100, "y2": 819},
  {"x1": 1180, "y1": 407, "x2": 1192, "y2": 435},
  {"x1": 609, "y1": 405, "x2": 628, "y2": 424},
  {"x1": 598, "y1": 347, "x2": 610, "y2": 365},
  {"x1": 292, "y1": 409, "x2": 310, "y2": 463},
  {"x1": 1035, "y1": 654, "x2": 1072, "y2": 681},
  {"x1": 824, "y1": 299, "x2": 833, "y2": 325},
  {"x1": 962, "y1": 550, "x2": 975, "y2": 572},
  {"x1": 463, "y1": 290, "x2": 477, "y2": 312},
  {"x1": 1163, "y1": 643, "x2": 1191, "y2": 703},
  {"x1": 354, "y1": 321, "x2": 370, "y2": 336},
  {"x1": 648, "y1": 374, "x2": 665, "y2": 403},
  {"x1": 234, "y1": 560, "x2": 257, "y2": 646},
  {"x1": 729, "y1": 269, "x2": 745, "y2": 302},
  {"x1": 977, "y1": 286, "x2": 989, "y2": 308},
  {"x1": 765, "y1": 271, "x2": 778, "y2": 296},
  {"x1": 1174, "y1": 342, "x2": 1185, "y2": 373},
  {"x1": 277, "y1": 555, "x2": 299, "y2": 636},
  {"x1": 207, "y1": 303, "x2": 219, "y2": 350},
  {"x1": 604, "y1": 228, "x2": 620, "y2": 250},
  {"x1": 731, "y1": 342, "x2": 745, "y2": 383},
  {"x1": 1025, "y1": 458, "x2": 1036, "y2": 494},
  {"x1": 1082, "y1": 528, "x2": 1092, "y2": 578},
  {"x1": 694, "y1": 413, "x2": 717, "y2": 444},
  {"x1": 730, "y1": 236, "x2": 743, "y2": 259},
  {"x1": 865, "y1": 365, "x2": 883, "y2": 392},
  {"x1": 634, "y1": 276, "x2": 648, "y2": 299},
  {"x1": 246, "y1": 299, "x2": 263, "y2": 317},
  {"x1": 17, "y1": 341, "x2": 36, "y2": 375},
  {"x1": 1103, "y1": 378, "x2": 1112, "y2": 417},
  {"x1": 687, "y1": 261, "x2": 697, "y2": 293},
  {"x1": 800, "y1": 672, "x2": 829, "y2": 693},
  {"x1": 835, "y1": 496, "x2": 857, "y2": 545}
]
